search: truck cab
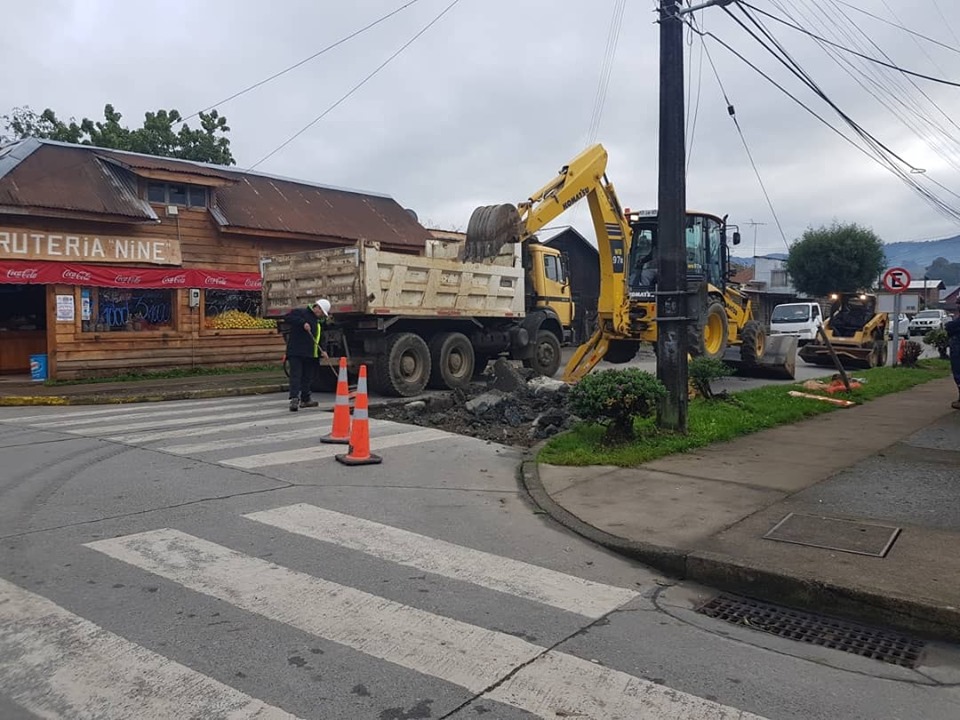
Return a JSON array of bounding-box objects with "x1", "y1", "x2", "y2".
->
[
  {"x1": 770, "y1": 302, "x2": 822, "y2": 346},
  {"x1": 524, "y1": 243, "x2": 574, "y2": 344}
]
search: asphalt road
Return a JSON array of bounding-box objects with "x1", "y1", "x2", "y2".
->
[{"x1": 2, "y1": 395, "x2": 959, "y2": 719}]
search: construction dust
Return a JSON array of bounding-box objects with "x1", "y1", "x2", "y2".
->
[{"x1": 368, "y1": 359, "x2": 576, "y2": 447}]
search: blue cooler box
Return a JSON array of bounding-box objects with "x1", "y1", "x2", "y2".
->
[{"x1": 29, "y1": 354, "x2": 48, "y2": 382}]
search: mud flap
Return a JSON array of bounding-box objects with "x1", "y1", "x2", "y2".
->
[{"x1": 723, "y1": 334, "x2": 798, "y2": 380}]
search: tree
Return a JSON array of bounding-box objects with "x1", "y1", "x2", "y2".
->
[
  {"x1": 785, "y1": 222, "x2": 885, "y2": 297},
  {"x1": 1, "y1": 104, "x2": 235, "y2": 165},
  {"x1": 924, "y1": 257, "x2": 960, "y2": 286}
]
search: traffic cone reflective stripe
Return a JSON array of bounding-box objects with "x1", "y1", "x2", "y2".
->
[
  {"x1": 321, "y1": 357, "x2": 351, "y2": 445},
  {"x1": 336, "y1": 365, "x2": 382, "y2": 466}
]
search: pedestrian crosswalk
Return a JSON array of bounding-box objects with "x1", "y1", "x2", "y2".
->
[
  {"x1": 1, "y1": 501, "x2": 767, "y2": 719},
  {"x1": 0, "y1": 396, "x2": 456, "y2": 470}
]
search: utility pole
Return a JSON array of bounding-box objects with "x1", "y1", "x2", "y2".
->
[
  {"x1": 656, "y1": 0, "x2": 733, "y2": 433},
  {"x1": 656, "y1": 0, "x2": 687, "y2": 432}
]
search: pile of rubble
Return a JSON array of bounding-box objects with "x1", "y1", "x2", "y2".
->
[{"x1": 369, "y1": 359, "x2": 577, "y2": 447}]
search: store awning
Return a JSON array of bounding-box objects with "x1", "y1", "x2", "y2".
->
[{"x1": 0, "y1": 260, "x2": 262, "y2": 290}]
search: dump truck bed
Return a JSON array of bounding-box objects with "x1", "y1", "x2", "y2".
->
[{"x1": 261, "y1": 241, "x2": 525, "y2": 318}]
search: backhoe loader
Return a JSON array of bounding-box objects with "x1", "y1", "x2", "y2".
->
[{"x1": 463, "y1": 143, "x2": 798, "y2": 382}]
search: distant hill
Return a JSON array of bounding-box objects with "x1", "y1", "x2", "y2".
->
[{"x1": 733, "y1": 235, "x2": 960, "y2": 276}]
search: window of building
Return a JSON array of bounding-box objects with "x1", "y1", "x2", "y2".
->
[
  {"x1": 771, "y1": 269, "x2": 789, "y2": 287},
  {"x1": 146, "y1": 181, "x2": 208, "y2": 208},
  {"x1": 85, "y1": 288, "x2": 175, "y2": 332},
  {"x1": 204, "y1": 289, "x2": 276, "y2": 330}
]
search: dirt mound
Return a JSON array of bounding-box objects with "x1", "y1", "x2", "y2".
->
[{"x1": 369, "y1": 360, "x2": 576, "y2": 447}]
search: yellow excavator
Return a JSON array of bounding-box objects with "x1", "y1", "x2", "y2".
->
[{"x1": 464, "y1": 143, "x2": 797, "y2": 382}]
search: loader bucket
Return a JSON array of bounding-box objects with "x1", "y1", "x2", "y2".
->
[
  {"x1": 464, "y1": 204, "x2": 523, "y2": 262},
  {"x1": 723, "y1": 334, "x2": 798, "y2": 380},
  {"x1": 798, "y1": 341, "x2": 878, "y2": 369}
]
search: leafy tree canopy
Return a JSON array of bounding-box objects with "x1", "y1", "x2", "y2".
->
[
  {"x1": 924, "y1": 256, "x2": 960, "y2": 286},
  {"x1": 1, "y1": 104, "x2": 235, "y2": 166},
  {"x1": 785, "y1": 222, "x2": 885, "y2": 297}
]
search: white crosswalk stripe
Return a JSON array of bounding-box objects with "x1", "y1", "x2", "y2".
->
[
  {"x1": 0, "y1": 577, "x2": 300, "y2": 720},
  {"x1": 220, "y1": 428, "x2": 451, "y2": 468},
  {"x1": 245, "y1": 503, "x2": 638, "y2": 618},
  {"x1": 84, "y1": 527, "x2": 768, "y2": 720},
  {"x1": 4, "y1": 399, "x2": 458, "y2": 468},
  {"x1": 4, "y1": 395, "x2": 276, "y2": 424}
]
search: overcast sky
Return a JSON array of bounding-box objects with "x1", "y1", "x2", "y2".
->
[{"x1": 4, "y1": 0, "x2": 960, "y2": 256}]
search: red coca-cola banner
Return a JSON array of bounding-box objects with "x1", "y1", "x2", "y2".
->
[{"x1": 0, "y1": 260, "x2": 262, "y2": 290}]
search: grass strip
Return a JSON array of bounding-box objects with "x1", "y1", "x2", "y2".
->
[{"x1": 539, "y1": 360, "x2": 951, "y2": 467}]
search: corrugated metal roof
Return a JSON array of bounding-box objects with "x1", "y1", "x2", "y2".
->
[
  {"x1": 213, "y1": 174, "x2": 428, "y2": 247},
  {"x1": 0, "y1": 141, "x2": 157, "y2": 221},
  {"x1": 0, "y1": 139, "x2": 429, "y2": 248}
]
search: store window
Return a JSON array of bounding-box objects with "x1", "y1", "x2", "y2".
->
[
  {"x1": 204, "y1": 289, "x2": 276, "y2": 330},
  {"x1": 146, "y1": 181, "x2": 208, "y2": 208},
  {"x1": 84, "y1": 288, "x2": 175, "y2": 332}
]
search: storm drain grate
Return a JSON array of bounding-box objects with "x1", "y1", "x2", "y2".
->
[{"x1": 696, "y1": 594, "x2": 926, "y2": 668}]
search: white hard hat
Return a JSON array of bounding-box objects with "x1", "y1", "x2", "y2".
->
[{"x1": 313, "y1": 298, "x2": 331, "y2": 316}]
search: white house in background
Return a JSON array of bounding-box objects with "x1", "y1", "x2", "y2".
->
[{"x1": 739, "y1": 253, "x2": 808, "y2": 328}]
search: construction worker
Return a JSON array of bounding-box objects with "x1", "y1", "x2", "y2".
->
[
  {"x1": 946, "y1": 296, "x2": 960, "y2": 410},
  {"x1": 284, "y1": 299, "x2": 331, "y2": 412}
]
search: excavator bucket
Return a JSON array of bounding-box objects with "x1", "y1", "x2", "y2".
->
[
  {"x1": 722, "y1": 334, "x2": 798, "y2": 380},
  {"x1": 464, "y1": 204, "x2": 523, "y2": 263}
]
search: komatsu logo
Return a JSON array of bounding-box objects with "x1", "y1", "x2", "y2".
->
[{"x1": 562, "y1": 188, "x2": 589, "y2": 209}]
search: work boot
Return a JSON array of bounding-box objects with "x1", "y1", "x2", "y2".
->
[
  {"x1": 300, "y1": 399, "x2": 319, "y2": 408},
  {"x1": 289, "y1": 398, "x2": 300, "y2": 412}
]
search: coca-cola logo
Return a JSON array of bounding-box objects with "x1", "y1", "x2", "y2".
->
[
  {"x1": 162, "y1": 274, "x2": 187, "y2": 285},
  {"x1": 6, "y1": 268, "x2": 39, "y2": 280},
  {"x1": 243, "y1": 278, "x2": 262, "y2": 288},
  {"x1": 204, "y1": 276, "x2": 228, "y2": 286},
  {"x1": 62, "y1": 269, "x2": 92, "y2": 282},
  {"x1": 114, "y1": 274, "x2": 142, "y2": 284}
]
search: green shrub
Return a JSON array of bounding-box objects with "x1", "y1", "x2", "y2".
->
[
  {"x1": 688, "y1": 356, "x2": 733, "y2": 399},
  {"x1": 901, "y1": 340, "x2": 923, "y2": 367},
  {"x1": 922, "y1": 328, "x2": 949, "y2": 359},
  {"x1": 569, "y1": 368, "x2": 666, "y2": 444}
]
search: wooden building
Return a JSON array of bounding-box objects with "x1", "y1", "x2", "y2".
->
[{"x1": 0, "y1": 139, "x2": 430, "y2": 379}]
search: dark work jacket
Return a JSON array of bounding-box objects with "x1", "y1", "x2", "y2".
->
[
  {"x1": 285, "y1": 307, "x2": 322, "y2": 358},
  {"x1": 946, "y1": 315, "x2": 960, "y2": 353}
]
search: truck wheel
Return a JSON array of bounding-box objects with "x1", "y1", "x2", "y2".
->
[
  {"x1": 740, "y1": 321, "x2": 766, "y2": 366},
  {"x1": 375, "y1": 332, "x2": 431, "y2": 397},
  {"x1": 428, "y1": 332, "x2": 475, "y2": 390},
  {"x1": 691, "y1": 301, "x2": 729, "y2": 360},
  {"x1": 522, "y1": 330, "x2": 562, "y2": 377},
  {"x1": 310, "y1": 364, "x2": 339, "y2": 393}
]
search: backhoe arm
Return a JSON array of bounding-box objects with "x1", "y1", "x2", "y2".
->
[{"x1": 464, "y1": 144, "x2": 634, "y2": 383}]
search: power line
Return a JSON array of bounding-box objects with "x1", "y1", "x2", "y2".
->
[
  {"x1": 693, "y1": 22, "x2": 789, "y2": 250},
  {"x1": 831, "y1": 0, "x2": 960, "y2": 55},
  {"x1": 740, "y1": 2, "x2": 960, "y2": 88},
  {"x1": 248, "y1": 0, "x2": 462, "y2": 171},
  {"x1": 586, "y1": 0, "x2": 627, "y2": 144},
  {"x1": 685, "y1": 7, "x2": 706, "y2": 171},
  {"x1": 179, "y1": 0, "x2": 424, "y2": 125}
]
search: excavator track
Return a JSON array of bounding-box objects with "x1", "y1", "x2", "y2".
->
[{"x1": 464, "y1": 203, "x2": 523, "y2": 262}]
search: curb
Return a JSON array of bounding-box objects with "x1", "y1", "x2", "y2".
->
[
  {"x1": 0, "y1": 384, "x2": 288, "y2": 406},
  {"x1": 519, "y1": 447, "x2": 960, "y2": 643},
  {"x1": 519, "y1": 446, "x2": 687, "y2": 577}
]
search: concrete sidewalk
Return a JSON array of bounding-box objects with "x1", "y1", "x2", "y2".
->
[{"x1": 523, "y1": 378, "x2": 960, "y2": 642}]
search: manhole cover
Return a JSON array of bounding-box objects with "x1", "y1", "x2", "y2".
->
[
  {"x1": 697, "y1": 594, "x2": 925, "y2": 668},
  {"x1": 763, "y1": 513, "x2": 901, "y2": 557}
]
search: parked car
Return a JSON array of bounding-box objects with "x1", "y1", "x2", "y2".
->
[
  {"x1": 908, "y1": 309, "x2": 949, "y2": 336},
  {"x1": 886, "y1": 312, "x2": 909, "y2": 338}
]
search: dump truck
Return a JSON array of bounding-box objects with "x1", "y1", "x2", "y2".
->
[{"x1": 260, "y1": 239, "x2": 572, "y2": 397}]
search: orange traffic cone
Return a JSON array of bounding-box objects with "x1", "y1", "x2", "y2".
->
[
  {"x1": 897, "y1": 338, "x2": 906, "y2": 364},
  {"x1": 321, "y1": 357, "x2": 351, "y2": 445},
  {"x1": 336, "y1": 364, "x2": 382, "y2": 466}
]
